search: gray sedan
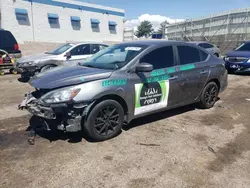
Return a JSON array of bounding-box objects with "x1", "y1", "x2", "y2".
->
[
  {"x1": 19, "y1": 40, "x2": 227, "y2": 141},
  {"x1": 189, "y1": 41, "x2": 220, "y2": 57},
  {"x1": 15, "y1": 42, "x2": 108, "y2": 78}
]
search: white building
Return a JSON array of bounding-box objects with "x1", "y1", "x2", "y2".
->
[{"x1": 0, "y1": 0, "x2": 125, "y2": 44}]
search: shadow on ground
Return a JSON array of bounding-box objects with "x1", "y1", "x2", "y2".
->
[
  {"x1": 28, "y1": 104, "x2": 197, "y2": 144},
  {"x1": 124, "y1": 104, "x2": 196, "y2": 130}
]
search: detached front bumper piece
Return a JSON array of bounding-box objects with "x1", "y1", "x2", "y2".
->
[
  {"x1": 18, "y1": 92, "x2": 88, "y2": 132},
  {"x1": 15, "y1": 65, "x2": 39, "y2": 76}
]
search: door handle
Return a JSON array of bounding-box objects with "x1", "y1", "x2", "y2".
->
[
  {"x1": 169, "y1": 76, "x2": 178, "y2": 80},
  {"x1": 200, "y1": 70, "x2": 208, "y2": 74}
]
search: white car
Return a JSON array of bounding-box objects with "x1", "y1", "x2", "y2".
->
[
  {"x1": 189, "y1": 41, "x2": 220, "y2": 57},
  {"x1": 15, "y1": 42, "x2": 108, "y2": 78}
]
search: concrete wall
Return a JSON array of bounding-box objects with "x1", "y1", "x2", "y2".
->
[{"x1": 1, "y1": 0, "x2": 125, "y2": 44}]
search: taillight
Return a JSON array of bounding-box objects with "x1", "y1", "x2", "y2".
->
[{"x1": 14, "y1": 44, "x2": 19, "y2": 50}]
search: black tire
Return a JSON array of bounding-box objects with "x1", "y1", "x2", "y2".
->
[
  {"x1": 84, "y1": 100, "x2": 124, "y2": 141},
  {"x1": 9, "y1": 68, "x2": 18, "y2": 75},
  {"x1": 198, "y1": 82, "x2": 219, "y2": 109},
  {"x1": 40, "y1": 65, "x2": 56, "y2": 72}
]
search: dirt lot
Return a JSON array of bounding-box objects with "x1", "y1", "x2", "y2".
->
[{"x1": 0, "y1": 74, "x2": 250, "y2": 188}]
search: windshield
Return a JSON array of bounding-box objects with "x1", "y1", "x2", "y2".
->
[
  {"x1": 235, "y1": 42, "x2": 250, "y2": 51},
  {"x1": 46, "y1": 43, "x2": 74, "y2": 55},
  {"x1": 79, "y1": 44, "x2": 148, "y2": 70}
]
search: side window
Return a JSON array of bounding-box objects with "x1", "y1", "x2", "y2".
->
[
  {"x1": 91, "y1": 44, "x2": 100, "y2": 54},
  {"x1": 198, "y1": 43, "x2": 204, "y2": 48},
  {"x1": 177, "y1": 46, "x2": 201, "y2": 65},
  {"x1": 71, "y1": 44, "x2": 90, "y2": 56},
  {"x1": 140, "y1": 46, "x2": 174, "y2": 69},
  {"x1": 200, "y1": 50, "x2": 209, "y2": 61},
  {"x1": 2, "y1": 31, "x2": 16, "y2": 48},
  {"x1": 99, "y1": 45, "x2": 108, "y2": 51},
  {"x1": 202, "y1": 43, "x2": 214, "y2": 49}
]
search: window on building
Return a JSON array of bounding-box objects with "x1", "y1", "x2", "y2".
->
[
  {"x1": 91, "y1": 19, "x2": 100, "y2": 32},
  {"x1": 108, "y1": 21, "x2": 117, "y2": 33},
  {"x1": 15, "y1": 8, "x2": 30, "y2": 25},
  {"x1": 48, "y1": 13, "x2": 60, "y2": 28},
  {"x1": 177, "y1": 46, "x2": 201, "y2": 65},
  {"x1": 140, "y1": 46, "x2": 175, "y2": 69},
  {"x1": 71, "y1": 16, "x2": 81, "y2": 30}
]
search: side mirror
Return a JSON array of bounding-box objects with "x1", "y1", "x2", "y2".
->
[
  {"x1": 136, "y1": 63, "x2": 153, "y2": 72},
  {"x1": 65, "y1": 52, "x2": 71, "y2": 58}
]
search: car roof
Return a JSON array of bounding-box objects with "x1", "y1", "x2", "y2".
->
[
  {"x1": 121, "y1": 40, "x2": 192, "y2": 46},
  {"x1": 70, "y1": 42, "x2": 109, "y2": 45},
  {"x1": 188, "y1": 41, "x2": 211, "y2": 45}
]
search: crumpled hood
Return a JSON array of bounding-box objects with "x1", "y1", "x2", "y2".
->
[
  {"x1": 17, "y1": 53, "x2": 58, "y2": 63},
  {"x1": 29, "y1": 65, "x2": 112, "y2": 89},
  {"x1": 226, "y1": 50, "x2": 250, "y2": 57}
]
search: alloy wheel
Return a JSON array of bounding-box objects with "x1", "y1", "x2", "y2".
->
[{"x1": 94, "y1": 105, "x2": 120, "y2": 136}]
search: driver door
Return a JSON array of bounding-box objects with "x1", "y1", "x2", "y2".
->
[
  {"x1": 130, "y1": 45, "x2": 182, "y2": 117},
  {"x1": 67, "y1": 44, "x2": 92, "y2": 64}
]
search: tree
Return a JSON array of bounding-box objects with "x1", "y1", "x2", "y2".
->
[
  {"x1": 157, "y1": 24, "x2": 165, "y2": 34},
  {"x1": 135, "y1": 20, "x2": 153, "y2": 38},
  {"x1": 157, "y1": 21, "x2": 169, "y2": 34}
]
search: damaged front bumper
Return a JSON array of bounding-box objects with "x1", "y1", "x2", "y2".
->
[{"x1": 18, "y1": 92, "x2": 90, "y2": 132}]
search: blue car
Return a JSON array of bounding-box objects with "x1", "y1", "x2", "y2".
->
[{"x1": 224, "y1": 41, "x2": 250, "y2": 74}]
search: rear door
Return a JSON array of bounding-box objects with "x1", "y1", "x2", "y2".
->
[
  {"x1": 176, "y1": 45, "x2": 210, "y2": 104},
  {"x1": 69, "y1": 44, "x2": 91, "y2": 61},
  {"x1": 131, "y1": 45, "x2": 183, "y2": 116}
]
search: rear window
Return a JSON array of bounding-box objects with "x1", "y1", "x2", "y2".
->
[
  {"x1": 0, "y1": 31, "x2": 17, "y2": 49},
  {"x1": 177, "y1": 46, "x2": 201, "y2": 65}
]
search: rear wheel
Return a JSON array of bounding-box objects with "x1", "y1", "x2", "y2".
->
[
  {"x1": 198, "y1": 82, "x2": 219, "y2": 109},
  {"x1": 0, "y1": 70, "x2": 5, "y2": 76},
  {"x1": 9, "y1": 68, "x2": 18, "y2": 75},
  {"x1": 84, "y1": 100, "x2": 124, "y2": 141}
]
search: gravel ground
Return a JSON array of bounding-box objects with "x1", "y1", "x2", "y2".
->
[{"x1": 0, "y1": 74, "x2": 250, "y2": 188}]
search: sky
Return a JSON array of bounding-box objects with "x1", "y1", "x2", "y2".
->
[{"x1": 80, "y1": 0, "x2": 250, "y2": 30}]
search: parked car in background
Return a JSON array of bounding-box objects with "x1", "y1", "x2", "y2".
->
[
  {"x1": 0, "y1": 29, "x2": 22, "y2": 58},
  {"x1": 15, "y1": 42, "x2": 108, "y2": 78},
  {"x1": 189, "y1": 41, "x2": 220, "y2": 57},
  {"x1": 0, "y1": 29, "x2": 22, "y2": 75},
  {"x1": 224, "y1": 41, "x2": 250, "y2": 74},
  {"x1": 19, "y1": 40, "x2": 227, "y2": 141}
]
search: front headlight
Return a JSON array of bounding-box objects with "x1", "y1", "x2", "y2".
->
[
  {"x1": 22, "y1": 61, "x2": 34, "y2": 66},
  {"x1": 224, "y1": 57, "x2": 229, "y2": 61},
  {"x1": 41, "y1": 87, "x2": 81, "y2": 104}
]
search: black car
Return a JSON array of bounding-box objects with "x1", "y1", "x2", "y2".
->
[
  {"x1": 0, "y1": 29, "x2": 22, "y2": 58},
  {"x1": 0, "y1": 29, "x2": 22, "y2": 75}
]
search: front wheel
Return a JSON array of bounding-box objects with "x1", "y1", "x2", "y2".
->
[
  {"x1": 198, "y1": 82, "x2": 219, "y2": 109},
  {"x1": 84, "y1": 100, "x2": 124, "y2": 141}
]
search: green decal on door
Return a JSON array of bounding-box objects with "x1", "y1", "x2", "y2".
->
[
  {"x1": 102, "y1": 79, "x2": 127, "y2": 87},
  {"x1": 167, "y1": 67, "x2": 176, "y2": 74},
  {"x1": 145, "y1": 74, "x2": 169, "y2": 83},
  {"x1": 179, "y1": 64, "x2": 195, "y2": 71},
  {"x1": 134, "y1": 80, "x2": 169, "y2": 115},
  {"x1": 150, "y1": 69, "x2": 166, "y2": 77}
]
